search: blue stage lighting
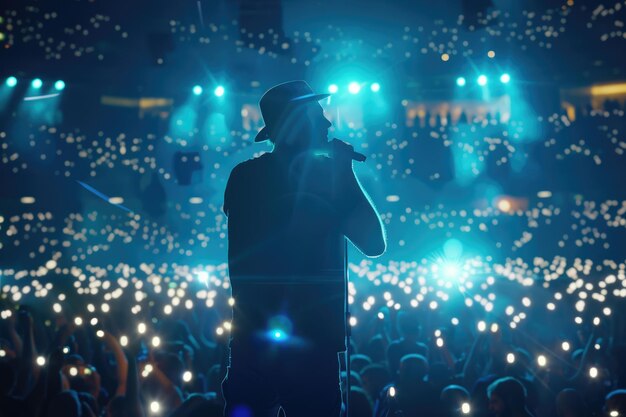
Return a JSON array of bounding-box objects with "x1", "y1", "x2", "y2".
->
[
  {"x1": 456, "y1": 77, "x2": 466, "y2": 87},
  {"x1": 442, "y1": 263, "x2": 460, "y2": 279},
  {"x1": 192, "y1": 85, "x2": 203, "y2": 95},
  {"x1": 6, "y1": 76, "x2": 17, "y2": 87},
  {"x1": 477, "y1": 75, "x2": 488, "y2": 86},
  {"x1": 328, "y1": 84, "x2": 339, "y2": 93},
  {"x1": 370, "y1": 83, "x2": 381, "y2": 92},
  {"x1": 267, "y1": 315, "x2": 292, "y2": 343},
  {"x1": 500, "y1": 73, "x2": 511, "y2": 84},
  {"x1": 270, "y1": 329, "x2": 286, "y2": 341},
  {"x1": 54, "y1": 80, "x2": 65, "y2": 91},
  {"x1": 348, "y1": 82, "x2": 361, "y2": 94},
  {"x1": 214, "y1": 85, "x2": 225, "y2": 97},
  {"x1": 31, "y1": 78, "x2": 43, "y2": 89}
]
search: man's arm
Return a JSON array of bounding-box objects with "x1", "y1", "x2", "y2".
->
[{"x1": 331, "y1": 140, "x2": 387, "y2": 257}]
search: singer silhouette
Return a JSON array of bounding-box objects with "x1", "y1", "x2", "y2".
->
[{"x1": 222, "y1": 80, "x2": 386, "y2": 417}]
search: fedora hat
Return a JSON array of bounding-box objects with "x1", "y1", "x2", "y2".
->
[{"x1": 254, "y1": 80, "x2": 330, "y2": 142}]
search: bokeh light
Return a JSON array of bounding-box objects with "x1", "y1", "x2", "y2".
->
[
  {"x1": 214, "y1": 85, "x2": 225, "y2": 97},
  {"x1": 6, "y1": 76, "x2": 17, "y2": 87},
  {"x1": 348, "y1": 82, "x2": 361, "y2": 94}
]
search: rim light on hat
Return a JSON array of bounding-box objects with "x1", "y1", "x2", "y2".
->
[{"x1": 254, "y1": 80, "x2": 330, "y2": 143}]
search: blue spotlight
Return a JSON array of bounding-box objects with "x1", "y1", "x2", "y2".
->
[
  {"x1": 6, "y1": 76, "x2": 17, "y2": 87},
  {"x1": 328, "y1": 84, "x2": 338, "y2": 94},
  {"x1": 500, "y1": 73, "x2": 511, "y2": 84},
  {"x1": 54, "y1": 80, "x2": 65, "y2": 91},
  {"x1": 370, "y1": 82, "x2": 381, "y2": 92},
  {"x1": 192, "y1": 85, "x2": 203, "y2": 95},
  {"x1": 442, "y1": 262, "x2": 461, "y2": 279},
  {"x1": 456, "y1": 77, "x2": 466, "y2": 87},
  {"x1": 270, "y1": 330, "x2": 286, "y2": 341},
  {"x1": 477, "y1": 75, "x2": 488, "y2": 86},
  {"x1": 266, "y1": 315, "x2": 292, "y2": 343},
  {"x1": 214, "y1": 85, "x2": 225, "y2": 97},
  {"x1": 348, "y1": 82, "x2": 361, "y2": 94},
  {"x1": 31, "y1": 78, "x2": 43, "y2": 89}
]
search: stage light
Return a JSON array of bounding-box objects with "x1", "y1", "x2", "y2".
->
[
  {"x1": 442, "y1": 263, "x2": 460, "y2": 279},
  {"x1": 506, "y1": 353, "x2": 515, "y2": 364},
  {"x1": 370, "y1": 83, "x2": 381, "y2": 92},
  {"x1": 271, "y1": 329, "x2": 286, "y2": 340},
  {"x1": 500, "y1": 73, "x2": 511, "y2": 84},
  {"x1": 31, "y1": 78, "x2": 43, "y2": 89},
  {"x1": 267, "y1": 315, "x2": 292, "y2": 342},
  {"x1": 6, "y1": 76, "x2": 17, "y2": 87},
  {"x1": 389, "y1": 387, "x2": 396, "y2": 397},
  {"x1": 150, "y1": 401, "x2": 160, "y2": 414},
  {"x1": 214, "y1": 85, "x2": 225, "y2": 97},
  {"x1": 182, "y1": 371, "x2": 193, "y2": 382},
  {"x1": 348, "y1": 82, "x2": 361, "y2": 94},
  {"x1": 54, "y1": 80, "x2": 65, "y2": 91},
  {"x1": 461, "y1": 403, "x2": 471, "y2": 414},
  {"x1": 328, "y1": 84, "x2": 338, "y2": 93},
  {"x1": 477, "y1": 75, "x2": 488, "y2": 86},
  {"x1": 456, "y1": 77, "x2": 466, "y2": 87},
  {"x1": 36, "y1": 356, "x2": 46, "y2": 366},
  {"x1": 589, "y1": 367, "x2": 598, "y2": 378},
  {"x1": 152, "y1": 336, "x2": 161, "y2": 347},
  {"x1": 562, "y1": 341, "x2": 570, "y2": 351},
  {"x1": 192, "y1": 85, "x2": 203, "y2": 95}
]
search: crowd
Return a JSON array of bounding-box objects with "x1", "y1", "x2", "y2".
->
[{"x1": 1, "y1": 261, "x2": 626, "y2": 417}]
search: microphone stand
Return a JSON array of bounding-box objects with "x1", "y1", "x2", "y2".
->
[{"x1": 344, "y1": 238, "x2": 351, "y2": 417}]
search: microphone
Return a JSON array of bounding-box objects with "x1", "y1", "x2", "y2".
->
[{"x1": 329, "y1": 138, "x2": 367, "y2": 162}]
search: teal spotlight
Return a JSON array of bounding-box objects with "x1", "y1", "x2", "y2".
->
[
  {"x1": 328, "y1": 84, "x2": 338, "y2": 94},
  {"x1": 192, "y1": 85, "x2": 203, "y2": 95},
  {"x1": 31, "y1": 78, "x2": 43, "y2": 89},
  {"x1": 54, "y1": 80, "x2": 65, "y2": 91},
  {"x1": 214, "y1": 85, "x2": 225, "y2": 97},
  {"x1": 500, "y1": 73, "x2": 511, "y2": 84},
  {"x1": 370, "y1": 82, "x2": 381, "y2": 92},
  {"x1": 348, "y1": 82, "x2": 361, "y2": 94},
  {"x1": 456, "y1": 77, "x2": 466, "y2": 87},
  {"x1": 6, "y1": 76, "x2": 17, "y2": 87},
  {"x1": 477, "y1": 75, "x2": 488, "y2": 86},
  {"x1": 271, "y1": 330, "x2": 285, "y2": 341}
]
